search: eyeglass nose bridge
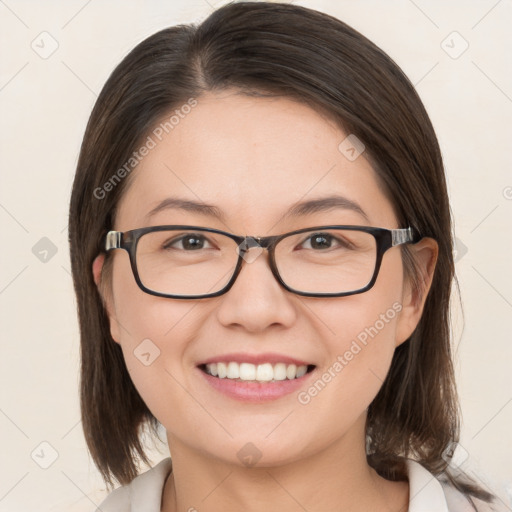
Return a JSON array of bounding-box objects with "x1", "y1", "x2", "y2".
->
[
  {"x1": 231, "y1": 234, "x2": 285, "y2": 294},
  {"x1": 236, "y1": 234, "x2": 278, "y2": 260}
]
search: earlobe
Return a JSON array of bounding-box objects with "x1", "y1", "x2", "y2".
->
[{"x1": 395, "y1": 237, "x2": 439, "y2": 347}]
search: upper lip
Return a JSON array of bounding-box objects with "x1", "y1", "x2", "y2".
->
[{"x1": 197, "y1": 352, "x2": 314, "y2": 367}]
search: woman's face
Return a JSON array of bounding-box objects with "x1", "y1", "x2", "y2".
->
[{"x1": 99, "y1": 89, "x2": 433, "y2": 467}]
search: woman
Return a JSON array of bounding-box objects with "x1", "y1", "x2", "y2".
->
[{"x1": 68, "y1": 2, "x2": 499, "y2": 510}]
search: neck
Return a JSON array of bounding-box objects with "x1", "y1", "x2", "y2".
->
[{"x1": 161, "y1": 415, "x2": 409, "y2": 512}]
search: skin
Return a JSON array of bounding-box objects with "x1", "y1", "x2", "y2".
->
[{"x1": 93, "y1": 89, "x2": 438, "y2": 512}]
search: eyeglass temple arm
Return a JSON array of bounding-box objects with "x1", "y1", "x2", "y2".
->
[
  {"x1": 105, "y1": 231, "x2": 121, "y2": 251},
  {"x1": 391, "y1": 227, "x2": 416, "y2": 246}
]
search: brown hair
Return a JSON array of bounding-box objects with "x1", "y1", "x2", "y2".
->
[{"x1": 68, "y1": 1, "x2": 493, "y2": 507}]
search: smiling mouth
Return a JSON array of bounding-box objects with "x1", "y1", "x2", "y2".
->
[{"x1": 198, "y1": 362, "x2": 316, "y2": 383}]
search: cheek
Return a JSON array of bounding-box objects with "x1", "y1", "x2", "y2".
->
[
  {"x1": 108, "y1": 254, "x2": 201, "y2": 415},
  {"x1": 110, "y1": 252, "x2": 198, "y2": 341},
  {"x1": 301, "y1": 251, "x2": 404, "y2": 413},
  {"x1": 305, "y1": 295, "x2": 402, "y2": 407}
]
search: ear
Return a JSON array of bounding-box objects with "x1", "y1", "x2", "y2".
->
[
  {"x1": 92, "y1": 254, "x2": 121, "y2": 344},
  {"x1": 92, "y1": 253, "x2": 104, "y2": 286},
  {"x1": 395, "y1": 237, "x2": 438, "y2": 347}
]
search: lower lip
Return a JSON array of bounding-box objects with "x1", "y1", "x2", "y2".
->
[{"x1": 197, "y1": 366, "x2": 316, "y2": 403}]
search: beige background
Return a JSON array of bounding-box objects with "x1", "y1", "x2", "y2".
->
[{"x1": 1, "y1": 0, "x2": 511, "y2": 510}]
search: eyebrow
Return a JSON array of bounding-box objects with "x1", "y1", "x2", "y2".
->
[{"x1": 145, "y1": 194, "x2": 370, "y2": 224}]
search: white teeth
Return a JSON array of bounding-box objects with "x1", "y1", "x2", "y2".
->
[
  {"x1": 273, "y1": 363, "x2": 287, "y2": 381},
  {"x1": 226, "y1": 362, "x2": 239, "y2": 379},
  {"x1": 256, "y1": 363, "x2": 273, "y2": 382},
  {"x1": 217, "y1": 362, "x2": 227, "y2": 378},
  {"x1": 239, "y1": 362, "x2": 256, "y2": 380},
  {"x1": 204, "y1": 361, "x2": 311, "y2": 382},
  {"x1": 286, "y1": 364, "x2": 297, "y2": 379},
  {"x1": 296, "y1": 365, "x2": 307, "y2": 378}
]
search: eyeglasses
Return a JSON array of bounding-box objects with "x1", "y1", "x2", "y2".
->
[{"x1": 104, "y1": 224, "x2": 419, "y2": 299}]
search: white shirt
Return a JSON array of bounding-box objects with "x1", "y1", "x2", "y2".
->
[{"x1": 97, "y1": 457, "x2": 500, "y2": 511}]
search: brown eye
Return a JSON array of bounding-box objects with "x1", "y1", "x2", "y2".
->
[
  {"x1": 299, "y1": 233, "x2": 352, "y2": 251},
  {"x1": 163, "y1": 234, "x2": 212, "y2": 251}
]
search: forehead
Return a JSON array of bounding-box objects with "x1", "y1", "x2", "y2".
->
[{"x1": 115, "y1": 90, "x2": 396, "y2": 232}]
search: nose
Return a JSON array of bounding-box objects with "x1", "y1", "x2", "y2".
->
[{"x1": 215, "y1": 245, "x2": 297, "y2": 333}]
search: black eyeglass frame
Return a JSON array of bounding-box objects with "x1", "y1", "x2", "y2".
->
[{"x1": 104, "y1": 224, "x2": 421, "y2": 299}]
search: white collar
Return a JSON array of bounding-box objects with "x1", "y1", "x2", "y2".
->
[
  {"x1": 406, "y1": 459, "x2": 450, "y2": 511},
  {"x1": 129, "y1": 457, "x2": 173, "y2": 511}
]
